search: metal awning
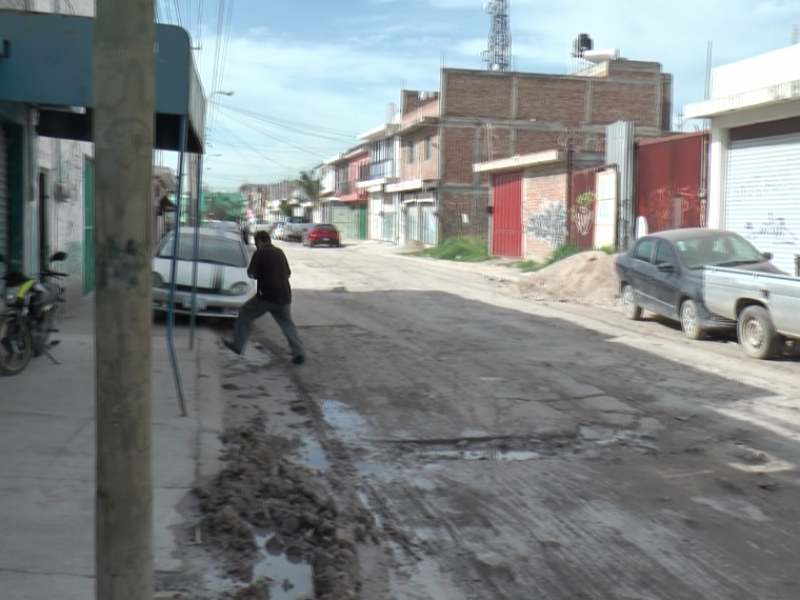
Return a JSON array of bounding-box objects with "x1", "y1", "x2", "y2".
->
[{"x1": 0, "y1": 10, "x2": 205, "y2": 153}]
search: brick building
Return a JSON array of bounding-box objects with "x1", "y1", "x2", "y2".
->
[{"x1": 389, "y1": 59, "x2": 672, "y2": 245}]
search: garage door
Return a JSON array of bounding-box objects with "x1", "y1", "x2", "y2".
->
[
  {"x1": 381, "y1": 198, "x2": 396, "y2": 243},
  {"x1": 422, "y1": 204, "x2": 437, "y2": 246},
  {"x1": 492, "y1": 172, "x2": 523, "y2": 258},
  {"x1": 369, "y1": 197, "x2": 382, "y2": 240},
  {"x1": 331, "y1": 205, "x2": 349, "y2": 238},
  {"x1": 724, "y1": 133, "x2": 800, "y2": 275},
  {"x1": 0, "y1": 125, "x2": 8, "y2": 285}
]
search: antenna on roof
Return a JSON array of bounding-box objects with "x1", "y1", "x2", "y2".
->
[
  {"x1": 793, "y1": 24, "x2": 799, "y2": 45},
  {"x1": 480, "y1": 1, "x2": 511, "y2": 72}
]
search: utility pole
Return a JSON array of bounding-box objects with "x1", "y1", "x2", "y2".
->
[{"x1": 93, "y1": 0, "x2": 155, "y2": 598}]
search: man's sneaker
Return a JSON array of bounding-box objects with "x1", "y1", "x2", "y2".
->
[
  {"x1": 222, "y1": 339, "x2": 242, "y2": 356},
  {"x1": 292, "y1": 355, "x2": 306, "y2": 365}
]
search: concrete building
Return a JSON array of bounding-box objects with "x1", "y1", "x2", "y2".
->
[
  {"x1": 684, "y1": 44, "x2": 800, "y2": 276},
  {"x1": 386, "y1": 59, "x2": 672, "y2": 247},
  {"x1": 0, "y1": 5, "x2": 204, "y2": 306},
  {"x1": 356, "y1": 122, "x2": 401, "y2": 243},
  {"x1": 328, "y1": 146, "x2": 370, "y2": 240}
]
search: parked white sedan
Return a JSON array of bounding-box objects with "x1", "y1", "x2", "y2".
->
[{"x1": 152, "y1": 227, "x2": 255, "y2": 319}]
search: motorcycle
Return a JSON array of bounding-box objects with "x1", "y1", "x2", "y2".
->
[{"x1": 0, "y1": 251, "x2": 68, "y2": 376}]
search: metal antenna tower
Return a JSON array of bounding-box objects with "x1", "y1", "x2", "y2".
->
[{"x1": 480, "y1": 1, "x2": 511, "y2": 72}]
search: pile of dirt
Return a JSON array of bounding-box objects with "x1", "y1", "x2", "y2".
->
[
  {"x1": 515, "y1": 251, "x2": 620, "y2": 307},
  {"x1": 193, "y1": 412, "x2": 377, "y2": 600}
]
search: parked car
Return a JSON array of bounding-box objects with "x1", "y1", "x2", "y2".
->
[
  {"x1": 614, "y1": 228, "x2": 784, "y2": 341},
  {"x1": 703, "y1": 265, "x2": 800, "y2": 359},
  {"x1": 283, "y1": 217, "x2": 312, "y2": 242},
  {"x1": 302, "y1": 224, "x2": 341, "y2": 248},
  {"x1": 152, "y1": 227, "x2": 255, "y2": 319}
]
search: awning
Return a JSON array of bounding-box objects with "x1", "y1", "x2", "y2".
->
[
  {"x1": 0, "y1": 10, "x2": 205, "y2": 153},
  {"x1": 684, "y1": 80, "x2": 800, "y2": 120}
]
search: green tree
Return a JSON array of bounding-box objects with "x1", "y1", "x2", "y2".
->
[
  {"x1": 296, "y1": 169, "x2": 321, "y2": 203},
  {"x1": 279, "y1": 200, "x2": 292, "y2": 218},
  {"x1": 204, "y1": 192, "x2": 243, "y2": 221}
]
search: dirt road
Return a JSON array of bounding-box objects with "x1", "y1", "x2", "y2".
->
[{"x1": 186, "y1": 240, "x2": 800, "y2": 600}]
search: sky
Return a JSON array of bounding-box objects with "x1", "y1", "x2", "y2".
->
[{"x1": 155, "y1": 0, "x2": 800, "y2": 190}]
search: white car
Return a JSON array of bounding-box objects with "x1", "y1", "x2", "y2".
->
[{"x1": 152, "y1": 227, "x2": 255, "y2": 319}]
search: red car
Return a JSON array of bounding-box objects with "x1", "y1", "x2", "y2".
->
[{"x1": 302, "y1": 224, "x2": 341, "y2": 248}]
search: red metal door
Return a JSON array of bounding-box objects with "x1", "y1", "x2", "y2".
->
[{"x1": 492, "y1": 172, "x2": 523, "y2": 258}]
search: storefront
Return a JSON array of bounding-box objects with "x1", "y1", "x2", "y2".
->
[
  {"x1": 387, "y1": 180, "x2": 439, "y2": 247},
  {"x1": 684, "y1": 44, "x2": 800, "y2": 276}
]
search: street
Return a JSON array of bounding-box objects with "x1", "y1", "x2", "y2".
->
[{"x1": 183, "y1": 241, "x2": 800, "y2": 600}]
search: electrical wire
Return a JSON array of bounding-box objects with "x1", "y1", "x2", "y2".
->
[
  {"x1": 218, "y1": 110, "x2": 334, "y2": 158},
  {"x1": 213, "y1": 103, "x2": 358, "y2": 139}
]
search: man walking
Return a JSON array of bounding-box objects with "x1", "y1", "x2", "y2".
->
[{"x1": 223, "y1": 231, "x2": 306, "y2": 364}]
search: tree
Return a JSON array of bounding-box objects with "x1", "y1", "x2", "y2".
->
[
  {"x1": 204, "y1": 193, "x2": 243, "y2": 221},
  {"x1": 279, "y1": 200, "x2": 292, "y2": 218},
  {"x1": 296, "y1": 169, "x2": 321, "y2": 203}
]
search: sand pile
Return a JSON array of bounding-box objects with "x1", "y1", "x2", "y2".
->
[{"x1": 515, "y1": 251, "x2": 621, "y2": 307}]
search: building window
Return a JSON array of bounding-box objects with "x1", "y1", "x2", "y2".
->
[
  {"x1": 425, "y1": 136, "x2": 432, "y2": 161},
  {"x1": 407, "y1": 140, "x2": 415, "y2": 164}
]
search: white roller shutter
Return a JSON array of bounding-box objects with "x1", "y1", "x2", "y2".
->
[
  {"x1": 369, "y1": 197, "x2": 382, "y2": 241},
  {"x1": 724, "y1": 133, "x2": 800, "y2": 276},
  {"x1": 331, "y1": 204, "x2": 349, "y2": 238},
  {"x1": 0, "y1": 125, "x2": 8, "y2": 285}
]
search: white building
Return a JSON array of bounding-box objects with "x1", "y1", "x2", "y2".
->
[{"x1": 684, "y1": 44, "x2": 800, "y2": 276}]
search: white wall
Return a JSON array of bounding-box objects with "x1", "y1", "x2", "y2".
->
[{"x1": 712, "y1": 44, "x2": 800, "y2": 98}]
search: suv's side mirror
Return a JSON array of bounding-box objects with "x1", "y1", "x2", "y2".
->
[
  {"x1": 762, "y1": 252, "x2": 773, "y2": 260},
  {"x1": 657, "y1": 262, "x2": 675, "y2": 272},
  {"x1": 50, "y1": 251, "x2": 67, "y2": 262}
]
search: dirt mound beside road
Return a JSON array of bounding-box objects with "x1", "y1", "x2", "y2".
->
[{"x1": 515, "y1": 251, "x2": 620, "y2": 307}]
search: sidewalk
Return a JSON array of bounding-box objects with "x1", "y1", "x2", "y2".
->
[{"x1": 0, "y1": 296, "x2": 224, "y2": 600}]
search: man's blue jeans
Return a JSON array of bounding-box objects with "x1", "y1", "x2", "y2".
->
[{"x1": 232, "y1": 296, "x2": 305, "y2": 358}]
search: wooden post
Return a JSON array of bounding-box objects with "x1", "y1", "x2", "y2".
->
[{"x1": 93, "y1": 0, "x2": 155, "y2": 598}]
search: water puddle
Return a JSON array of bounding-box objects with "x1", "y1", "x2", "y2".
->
[
  {"x1": 355, "y1": 460, "x2": 391, "y2": 476},
  {"x1": 319, "y1": 399, "x2": 369, "y2": 443},
  {"x1": 418, "y1": 448, "x2": 541, "y2": 462},
  {"x1": 300, "y1": 438, "x2": 330, "y2": 470},
  {"x1": 252, "y1": 528, "x2": 314, "y2": 600}
]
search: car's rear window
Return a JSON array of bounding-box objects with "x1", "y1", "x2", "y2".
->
[
  {"x1": 157, "y1": 234, "x2": 248, "y2": 268},
  {"x1": 314, "y1": 225, "x2": 336, "y2": 231}
]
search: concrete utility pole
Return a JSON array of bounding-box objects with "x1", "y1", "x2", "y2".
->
[{"x1": 93, "y1": 0, "x2": 155, "y2": 598}]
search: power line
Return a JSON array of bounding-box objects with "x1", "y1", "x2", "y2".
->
[
  {"x1": 218, "y1": 110, "x2": 335, "y2": 158},
  {"x1": 214, "y1": 103, "x2": 357, "y2": 142}
]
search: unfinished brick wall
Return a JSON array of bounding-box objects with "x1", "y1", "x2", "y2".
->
[
  {"x1": 523, "y1": 170, "x2": 568, "y2": 260},
  {"x1": 517, "y1": 78, "x2": 587, "y2": 125},
  {"x1": 402, "y1": 92, "x2": 441, "y2": 121},
  {"x1": 400, "y1": 128, "x2": 440, "y2": 181},
  {"x1": 443, "y1": 72, "x2": 514, "y2": 118}
]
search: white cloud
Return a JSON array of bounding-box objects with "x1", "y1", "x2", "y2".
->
[{"x1": 198, "y1": 0, "x2": 800, "y2": 188}]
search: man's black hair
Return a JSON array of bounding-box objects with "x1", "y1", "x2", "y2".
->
[{"x1": 254, "y1": 230, "x2": 272, "y2": 244}]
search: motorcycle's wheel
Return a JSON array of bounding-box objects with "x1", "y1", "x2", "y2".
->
[{"x1": 0, "y1": 313, "x2": 33, "y2": 376}]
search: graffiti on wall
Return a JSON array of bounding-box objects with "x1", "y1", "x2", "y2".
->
[
  {"x1": 744, "y1": 215, "x2": 799, "y2": 246},
  {"x1": 527, "y1": 201, "x2": 567, "y2": 248},
  {"x1": 645, "y1": 185, "x2": 702, "y2": 232},
  {"x1": 570, "y1": 191, "x2": 595, "y2": 237}
]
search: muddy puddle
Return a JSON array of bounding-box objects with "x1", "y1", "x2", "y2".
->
[
  {"x1": 318, "y1": 398, "x2": 369, "y2": 444},
  {"x1": 300, "y1": 438, "x2": 330, "y2": 470},
  {"x1": 201, "y1": 526, "x2": 314, "y2": 599},
  {"x1": 252, "y1": 528, "x2": 314, "y2": 599}
]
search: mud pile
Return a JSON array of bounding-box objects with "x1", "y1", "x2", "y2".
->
[
  {"x1": 194, "y1": 413, "x2": 377, "y2": 600},
  {"x1": 516, "y1": 251, "x2": 620, "y2": 307}
]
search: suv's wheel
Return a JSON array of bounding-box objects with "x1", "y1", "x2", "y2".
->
[
  {"x1": 680, "y1": 299, "x2": 705, "y2": 340},
  {"x1": 738, "y1": 305, "x2": 780, "y2": 360},
  {"x1": 621, "y1": 285, "x2": 642, "y2": 320}
]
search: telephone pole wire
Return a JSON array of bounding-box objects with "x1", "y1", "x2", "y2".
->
[{"x1": 93, "y1": 0, "x2": 155, "y2": 597}]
